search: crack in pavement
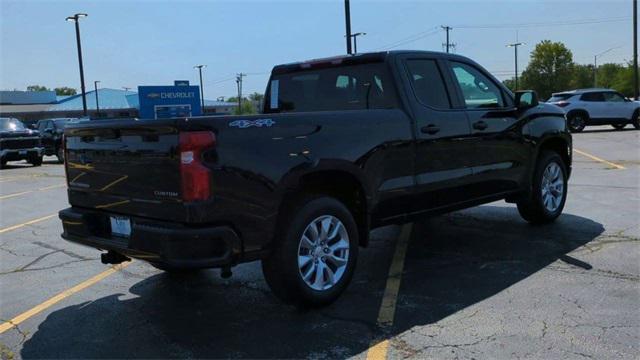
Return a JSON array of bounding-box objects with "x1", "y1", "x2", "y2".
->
[
  {"x1": 31, "y1": 241, "x2": 93, "y2": 261},
  {"x1": 0, "y1": 258, "x2": 96, "y2": 275}
]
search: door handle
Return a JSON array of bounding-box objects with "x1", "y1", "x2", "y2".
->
[
  {"x1": 473, "y1": 121, "x2": 488, "y2": 130},
  {"x1": 421, "y1": 124, "x2": 440, "y2": 135}
]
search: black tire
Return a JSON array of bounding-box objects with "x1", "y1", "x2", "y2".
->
[
  {"x1": 29, "y1": 155, "x2": 43, "y2": 167},
  {"x1": 567, "y1": 112, "x2": 587, "y2": 133},
  {"x1": 262, "y1": 195, "x2": 359, "y2": 307},
  {"x1": 56, "y1": 148, "x2": 64, "y2": 163},
  {"x1": 0, "y1": 159, "x2": 6, "y2": 169},
  {"x1": 632, "y1": 110, "x2": 640, "y2": 130},
  {"x1": 517, "y1": 151, "x2": 568, "y2": 224},
  {"x1": 611, "y1": 123, "x2": 626, "y2": 130}
]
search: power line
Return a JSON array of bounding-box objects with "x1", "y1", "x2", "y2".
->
[
  {"x1": 453, "y1": 16, "x2": 631, "y2": 29},
  {"x1": 373, "y1": 27, "x2": 441, "y2": 51}
]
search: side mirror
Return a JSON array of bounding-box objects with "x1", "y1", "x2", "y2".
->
[{"x1": 515, "y1": 90, "x2": 539, "y2": 109}]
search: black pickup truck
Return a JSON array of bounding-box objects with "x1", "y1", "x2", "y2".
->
[
  {"x1": 59, "y1": 51, "x2": 571, "y2": 306},
  {"x1": 1, "y1": 117, "x2": 44, "y2": 168}
]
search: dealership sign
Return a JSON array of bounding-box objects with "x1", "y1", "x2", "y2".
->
[{"x1": 138, "y1": 85, "x2": 202, "y2": 119}]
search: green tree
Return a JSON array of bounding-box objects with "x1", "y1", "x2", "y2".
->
[
  {"x1": 570, "y1": 64, "x2": 595, "y2": 89},
  {"x1": 610, "y1": 62, "x2": 637, "y2": 97},
  {"x1": 234, "y1": 100, "x2": 257, "y2": 115},
  {"x1": 248, "y1": 92, "x2": 264, "y2": 102},
  {"x1": 520, "y1": 40, "x2": 574, "y2": 100},
  {"x1": 502, "y1": 78, "x2": 516, "y2": 92},
  {"x1": 596, "y1": 63, "x2": 624, "y2": 89},
  {"x1": 54, "y1": 87, "x2": 77, "y2": 96},
  {"x1": 27, "y1": 85, "x2": 50, "y2": 92}
]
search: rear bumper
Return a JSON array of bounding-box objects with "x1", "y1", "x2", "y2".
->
[
  {"x1": 59, "y1": 207, "x2": 241, "y2": 268},
  {"x1": 1, "y1": 147, "x2": 43, "y2": 161}
]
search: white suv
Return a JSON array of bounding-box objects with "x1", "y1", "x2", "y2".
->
[{"x1": 548, "y1": 88, "x2": 640, "y2": 132}]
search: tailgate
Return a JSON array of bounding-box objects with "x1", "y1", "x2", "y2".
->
[{"x1": 65, "y1": 119, "x2": 184, "y2": 220}]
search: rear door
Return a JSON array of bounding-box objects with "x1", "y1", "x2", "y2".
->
[
  {"x1": 397, "y1": 55, "x2": 475, "y2": 211},
  {"x1": 444, "y1": 60, "x2": 525, "y2": 196}
]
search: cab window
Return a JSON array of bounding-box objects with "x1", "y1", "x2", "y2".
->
[
  {"x1": 450, "y1": 62, "x2": 505, "y2": 109},
  {"x1": 405, "y1": 59, "x2": 452, "y2": 109}
]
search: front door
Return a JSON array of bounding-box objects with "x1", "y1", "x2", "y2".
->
[
  {"x1": 397, "y1": 55, "x2": 475, "y2": 212},
  {"x1": 445, "y1": 60, "x2": 526, "y2": 196}
]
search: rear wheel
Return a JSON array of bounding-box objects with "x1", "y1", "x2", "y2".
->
[
  {"x1": 150, "y1": 262, "x2": 202, "y2": 273},
  {"x1": 611, "y1": 123, "x2": 626, "y2": 130},
  {"x1": 517, "y1": 151, "x2": 568, "y2": 224},
  {"x1": 567, "y1": 112, "x2": 587, "y2": 133},
  {"x1": 632, "y1": 110, "x2": 640, "y2": 130},
  {"x1": 262, "y1": 196, "x2": 358, "y2": 307}
]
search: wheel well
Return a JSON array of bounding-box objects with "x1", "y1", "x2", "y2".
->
[
  {"x1": 567, "y1": 109, "x2": 589, "y2": 119},
  {"x1": 280, "y1": 170, "x2": 369, "y2": 247},
  {"x1": 539, "y1": 137, "x2": 571, "y2": 171}
]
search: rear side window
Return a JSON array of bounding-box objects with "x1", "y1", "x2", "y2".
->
[
  {"x1": 264, "y1": 63, "x2": 398, "y2": 113},
  {"x1": 603, "y1": 92, "x2": 625, "y2": 102},
  {"x1": 581, "y1": 92, "x2": 605, "y2": 102},
  {"x1": 450, "y1": 62, "x2": 505, "y2": 109},
  {"x1": 405, "y1": 59, "x2": 451, "y2": 109},
  {"x1": 548, "y1": 94, "x2": 573, "y2": 102}
]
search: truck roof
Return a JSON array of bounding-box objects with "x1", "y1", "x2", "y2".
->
[{"x1": 271, "y1": 50, "x2": 474, "y2": 74}]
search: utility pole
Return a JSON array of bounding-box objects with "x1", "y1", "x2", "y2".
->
[
  {"x1": 122, "y1": 86, "x2": 131, "y2": 92},
  {"x1": 634, "y1": 0, "x2": 638, "y2": 99},
  {"x1": 506, "y1": 42, "x2": 525, "y2": 90},
  {"x1": 194, "y1": 65, "x2": 206, "y2": 111},
  {"x1": 441, "y1": 26, "x2": 455, "y2": 53},
  {"x1": 94, "y1": 80, "x2": 100, "y2": 117},
  {"x1": 344, "y1": 0, "x2": 352, "y2": 54},
  {"x1": 236, "y1": 73, "x2": 246, "y2": 114},
  {"x1": 66, "y1": 13, "x2": 88, "y2": 116}
]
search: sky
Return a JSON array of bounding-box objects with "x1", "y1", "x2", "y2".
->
[{"x1": 0, "y1": 0, "x2": 635, "y2": 100}]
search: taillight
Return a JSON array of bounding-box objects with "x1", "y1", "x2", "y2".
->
[
  {"x1": 556, "y1": 101, "x2": 571, "y2": 108},
  {"x1": 179, "y1": 131, "x2": 215, "y2": 202}
]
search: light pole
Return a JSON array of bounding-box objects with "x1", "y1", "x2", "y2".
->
[
  {"x1": 344, "y1": 0, "x2": 352, "y2": 54},
  {"x1": 66, "y1": 13, "x2": 88, "y2": 117},
  {"x1": 194, "y1": 65, "x2": 206, "y2": 111},
  {"x1": 347, "y1": 32, "x2": 366, "y2": 54},
  {"x1": 94, "y1": 80, "x2": 100, "y2": 117},
  {"x1": 506, "y1": 42, "x2": 525, "y2": 90},
  {"x1": 593, "y1": 46, "x2": 621, "y2": 87}
]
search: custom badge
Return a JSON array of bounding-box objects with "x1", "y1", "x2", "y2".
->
[{"x1": 229, "y1": 118, "x2": 276, "y2": 128}]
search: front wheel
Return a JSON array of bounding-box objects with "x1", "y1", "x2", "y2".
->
[
  {"x1": 517, "y1": 151, "x2": 568, "y2": 224},
  {"x1": 262, "y1": 196, "x2": 359, "y2": 307},
  {"x1": 611, "y1": 123, "x2": 626, "y2": 130},
  {"x1": 56, "y1": 148, "x2": 64, "y2": 163},
  {"x1": 29, "y1": 155, "x2": 43, "y2": 167},
  {"x1": 632, "y1": 110, "x2": 640, "y2": 130}
]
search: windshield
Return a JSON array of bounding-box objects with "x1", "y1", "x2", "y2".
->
[
  {"x1": 54, "y1": 119, "x2": 71, "y2": 128},
  {"x1": 0, "y1": 118, "x2": 26, "y2": 131},
  {"x1": 548, "y1": 94, "x2": 573, "y2": 102}
]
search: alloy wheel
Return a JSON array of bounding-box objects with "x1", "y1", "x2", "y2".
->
[
  {"x1": 297, "y1": 215, "x2": 350, "y2": 291},
  {"x1": 541, "y1": 162, "x2": 564, "y2": 213}
]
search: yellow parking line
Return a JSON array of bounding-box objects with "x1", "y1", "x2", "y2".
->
[
  {"x1": 366, "y1": 223, "x2": 413, "y2": 360},
  {"x1": 0, "y1": 214, "x2": 57, "y2": 234},
  {"x1": 0, "y1": 191, "x2": 31, "y2": 200},
  {"x1": 574, "y1": 148, "x2": 625, "y2": 170},
  {"x1": 0, "y1": 262, "x2": 130, "y2": 334},
  {"x1": 0, "y1": 184, "x2": 66, "y2": 201}
]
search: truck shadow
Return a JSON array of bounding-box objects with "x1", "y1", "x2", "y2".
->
[{"x1": 21, "y1": 205, "x2": 603, "y2": 359}]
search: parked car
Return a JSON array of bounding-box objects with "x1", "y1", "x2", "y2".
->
[
  {"x1": 59, "y1": 51, "x2": 571, "y2": 306},
  {"x1": 0, "y1": 117, "x2": 44, "y2": 169},
  {"x1": 35, "y1": 118, "x2": 79, "y2": 163},
  {"x1": 548, "y1": 88, "x2": 640, "y2": 132}
]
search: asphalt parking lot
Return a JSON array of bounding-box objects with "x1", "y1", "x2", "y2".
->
[{"x1": 0, "y1": 126, "x2": 638, "y2": 359}]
